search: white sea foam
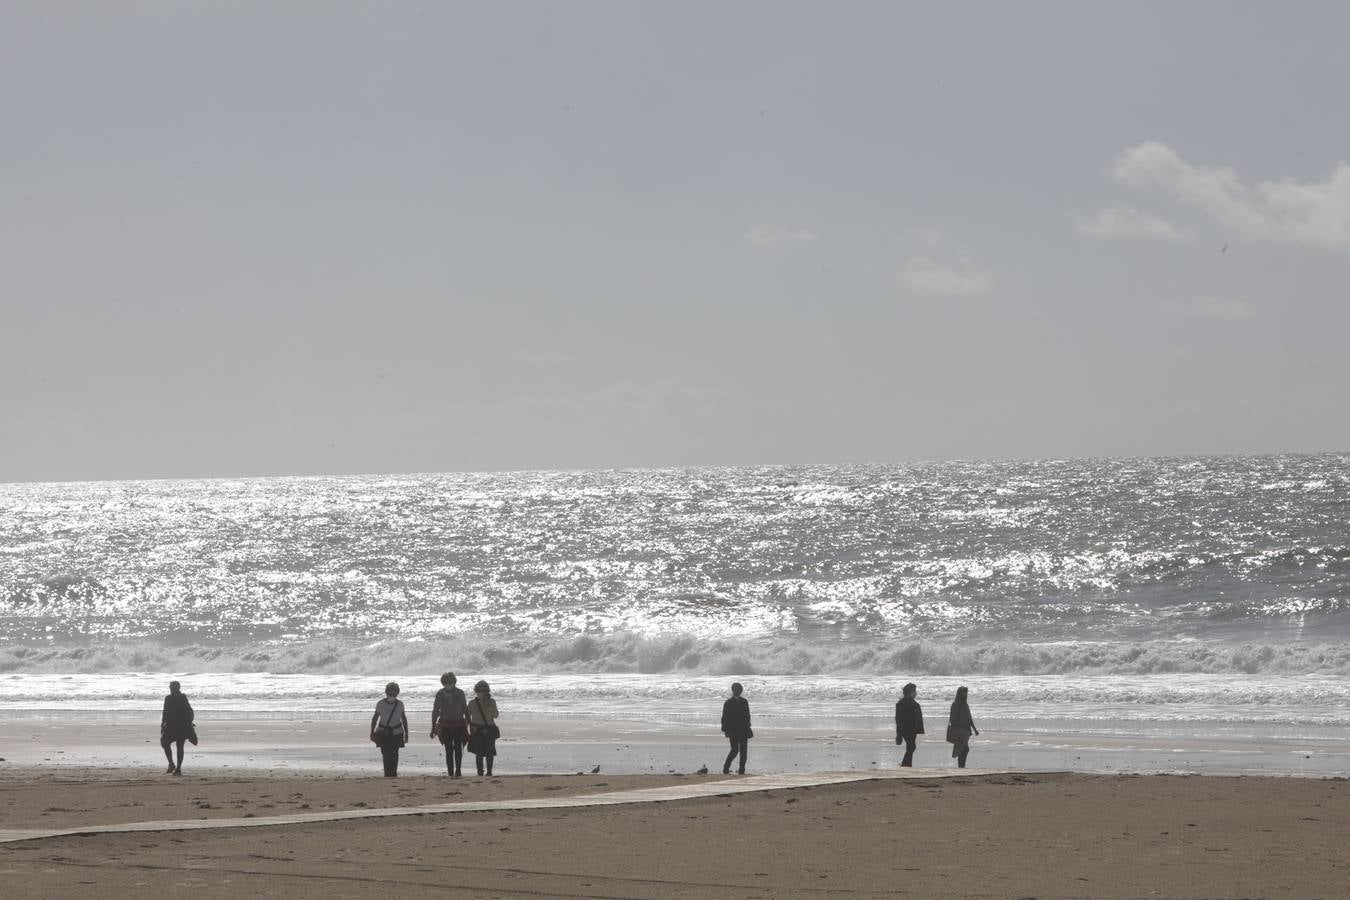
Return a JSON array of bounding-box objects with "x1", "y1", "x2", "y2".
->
[
  {"x1": 3, "y1": 635, "x2": 1349, "y2": 679},
  {"x1": 4, "y1": 672, "x2": 1350, "y2": 733}
]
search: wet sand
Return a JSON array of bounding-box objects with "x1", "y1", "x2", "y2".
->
[
  {"x1": 6, "y1": 714, "x2": 1346, "y2": 779},
  {"x1": 1, "y1": 768, "x2": 1347, "y2": 898}
]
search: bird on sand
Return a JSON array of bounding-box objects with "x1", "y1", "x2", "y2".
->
[
  {"x1": 696, "y1": 766, "x2": 709, "y2": 775},
  {"x1": 589, "y1": 765, "x2": 601, "y2": 774}
]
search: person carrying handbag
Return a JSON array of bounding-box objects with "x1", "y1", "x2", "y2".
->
[
  {"x1": 370, "y1": 682, "x2": 409, "y2": 777},
  {"x1": 467, "y1": 679, "x2": 500, "y2": 776}
]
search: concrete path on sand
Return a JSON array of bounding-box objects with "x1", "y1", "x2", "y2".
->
[{"x1": 0, "y1": 768, "x2": 1023, "y2": 846}]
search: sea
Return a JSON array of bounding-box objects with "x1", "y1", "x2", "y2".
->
[{"x1": 2, "y1": 454, "x2": 1348, "y2": 775}]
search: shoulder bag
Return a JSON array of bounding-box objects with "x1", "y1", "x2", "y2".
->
[
  {"x1": 373, "y1": 701, "x2": 404, "y2": 745},
  {"x1": 474, "y1": 698, "x2": 501, "y2": 740}
]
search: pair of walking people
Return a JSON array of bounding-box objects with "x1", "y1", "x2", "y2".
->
[
  {"x1": 430, "y1": 672, "x2": 499, "y2": 777},
  {"x1": 895, "y1": 684, "x2": 979, "y2": 768},
  {"x1": 369, "y1": 675, "x2": 500, "y2": 777}
]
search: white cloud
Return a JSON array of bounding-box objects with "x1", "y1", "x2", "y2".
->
[
  {"x1": 1077, "y1": 206, "x2": 1189, "y2": 241},
  {"x1": 1112, "y1": 142, "x2": 1350, "y2": 248},
  {"x1": 745, "y1": 224, "x2": 817, "y2": 248},
  {"x1": 1193, "y1": 296, "x2": 1254, "y2": 320},
  {"x1": 899, "y1": 254, "x2": 993, "y2": 297}
]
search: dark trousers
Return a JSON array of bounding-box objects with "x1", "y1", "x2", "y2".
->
[
  {"x1": 899, "y1": 734, "x2": 916, "y2": 767},
  {"x1": 381, "y1": 743, "x2": 400, "y2": 777},
  {"x1": 444, "y1": 740, "x2": 463, "y2": 776},
  {"x1": 957, "y1": 746, "x2": 970, "y2": 768},
  {"x1": 723, "y1": 738, "x2": 747, "y2": 774}
]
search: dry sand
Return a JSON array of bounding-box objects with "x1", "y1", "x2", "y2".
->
[{"x1": 2, "y1": 768, "x2": 1348, "y2": 898}]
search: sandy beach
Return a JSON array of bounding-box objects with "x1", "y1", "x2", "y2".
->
[
  {"x1": 6, "y1": 712, "x2": 1347, "y2": 780},
  {"x1": 1, "y1": 767, "x2": 1346, "y2": 898}
]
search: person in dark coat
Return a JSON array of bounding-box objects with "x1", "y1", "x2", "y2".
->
[
  {"x1": 370, "y1": 682, "x2": 409, "y2": 777},
  {"x1": 895, "y1": 682, "x2": 924, "y2": 767},
  {"x1": 948, "y1": 685, "x2": 979, "y2": 768},
  {"x1": 160, "y1": 680, "x2": 195, "y2": 776},
  {"x1": 431, "y1": 672, "x2": 469, "y2": 777},
  {"x1": 720, "y1": 682, "x2": 752, "y2": 775}
]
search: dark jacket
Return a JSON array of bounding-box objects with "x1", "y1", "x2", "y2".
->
[
  {"x1": 721, "y1": 695, "x2": 752, "y2": 740},
  {"x1": 895, "y1": 696, "x2": 925, "y2": 737},
  {"x1": 949, "y1": 700, "x2": 976, "y2": 732},
  {"x1": 432, "y1": 686, "x2": 468, "y2": 729},
  {"x1": 161, "y1": 693, "x2": 194, "y2": 740}
]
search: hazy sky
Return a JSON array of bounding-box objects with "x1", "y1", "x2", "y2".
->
[{"x1": 4, "y1": 2, "x2": 1349, "y2": 482}]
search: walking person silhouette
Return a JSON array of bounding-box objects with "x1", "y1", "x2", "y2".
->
[
  {"x1": 160, "y1": 680, "x2": 195, "y2": 776},
  {"x1": 947, "y1": 685, "x2": 980, "y2": 768},
  {"x1": 431, "y1": 672, "x2": 469, "y2": 777},
  {"x1": 720, "y1": 682, "x2": 752, "y2": 775},
  {"x1": 895, "y1": 682, "x2": 924, "y2": 767}
]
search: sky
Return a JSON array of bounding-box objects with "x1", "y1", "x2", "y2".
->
[{"x1": 3, "y1": 1, "x2": 1349, "y2": 482}]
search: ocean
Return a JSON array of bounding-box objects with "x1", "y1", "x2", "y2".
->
[{"x1": 2, "y1": 454, "x2": 1348, "y2": 775}]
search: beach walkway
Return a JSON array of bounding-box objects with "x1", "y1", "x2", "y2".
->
[{"x1": 0, "y1": 767, "x2": 1014, "y2": 845}]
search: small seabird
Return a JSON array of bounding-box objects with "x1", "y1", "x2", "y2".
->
[
  {"x1": 589, "y1": 765, "x2": 601, "y2": 774},
  {"x1": 696, "y1": 766, "x2": 709, "y2": 775}
]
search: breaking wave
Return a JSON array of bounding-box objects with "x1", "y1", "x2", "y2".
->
[{"x1": 4, "y1": 633, "x2": 1350, "y2": 677}]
